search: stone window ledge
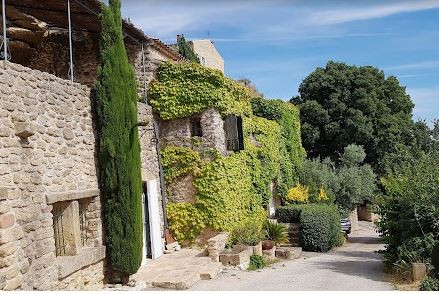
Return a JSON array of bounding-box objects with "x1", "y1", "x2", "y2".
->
[
  {"x1": 46, "y1": 189, "x2": 100, "y2": 205},
  {"x1": 56, "y1": 246, "x2": 106, "y2": 279}
]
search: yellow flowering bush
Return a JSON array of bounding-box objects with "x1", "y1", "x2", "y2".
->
[
  {"x1": 286, "y1": 183, "x2": 309, "y2": 203},
  {"x1": 317, "y1": 185, "x2": 329, "y2": 202}
]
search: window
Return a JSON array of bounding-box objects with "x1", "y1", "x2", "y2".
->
[
  {"x1": 52, "y1": 199, "x2": 91, "y2": 256},
  {"x1": 190, "y1": 117, "x2": 203, "y2": 137},
  {"x1": 224, "y1": 114, "x2": 244, "y2": 151},
  {"x1": 79, "y1": 200, "x2": 89, "y2": 247},
  {"x1": 53, "y1": 202, "x2": 67, "y2": 256}
]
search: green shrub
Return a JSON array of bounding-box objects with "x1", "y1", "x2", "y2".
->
[
  {"x1": 335, "y1": 232, "x2": 346, "y2": 247},
  {"x1": 420, "y1": 276, "x2": 439, "y2": 291},
  {"x1": 299, "y1": 204, "x2": 341, "y2": 252},
  {"x1": 248, "y1": 255, "x2": 265, "y2": 270},
  {"x1": 229, "y1": 219, "x2": 264, "y2": 246},
  {"x1": 275, "y1": 206, "x2": 304, "y2": 223},
  {"x1": 264, "y1": 221, "x2": 288, "y2": 245}
]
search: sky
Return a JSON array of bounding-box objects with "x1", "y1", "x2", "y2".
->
[{"x1": 122, "y1": 0, "x2": 439, "y2": 125}]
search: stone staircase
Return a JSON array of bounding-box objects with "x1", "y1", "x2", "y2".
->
[
  {"x1": 283, "y1": 223, "x2": 301, "y2": 247},
  {"x1": 132, "y1": 249, "x2": 223, "y2": 290}
]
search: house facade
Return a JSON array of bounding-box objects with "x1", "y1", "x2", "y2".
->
[{"x1": 0, "y1": 0, "x2": 182, "y2": 290}]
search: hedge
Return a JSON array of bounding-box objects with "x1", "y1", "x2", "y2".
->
[{"x1": 276, "y1": 204, "x2": 341, "y2": 252}]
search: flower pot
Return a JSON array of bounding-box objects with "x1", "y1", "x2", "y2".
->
[
  {"x1": 262, "y1": 240, "x2": 275, "y2": 250},
  {"x1": 250, "y1": 241, "x2": 263, "y2": 256}
]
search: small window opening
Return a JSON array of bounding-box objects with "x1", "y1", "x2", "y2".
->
[
  {"x1": 79, "y1": 201, "x2": 89, "y2": 247},
  {"x1": 190, "y1": 117, "x2": 203, "y2": 137}
]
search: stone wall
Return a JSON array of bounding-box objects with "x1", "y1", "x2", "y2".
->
[{"x1": 0, "y1": 62, "x2": 104, "y2": 290}]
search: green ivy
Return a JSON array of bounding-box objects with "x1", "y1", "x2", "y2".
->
[
  {"x1": 166, "y1": 203, "x2": 206, "y2": 244},
  {"x1": 151, "y1": 63, "x2": 306, "y2": 243},
  {"x1": 251, "y1": 97, "x2": 306, "y2": 198},
  {"x1": 148, "y1": 62, "x2": 252, "y2": 120},
  {"x1": 161, "y1": 146, "x2": 202, "y2": 182}
]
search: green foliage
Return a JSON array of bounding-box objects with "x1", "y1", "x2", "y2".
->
[
  {"x1": 161, "y1": 146, "x2": 202, "y2": 182},
  {"x1": 433, "y1": 243, "x2": 439, "y2": 271},
  {"x1": 292, "y1": 61, "x2": 418, "y2": 174},
  {"x1": 275, "y1": 206, "x2": 303, "y2": 223},
  {"x1": 177, "y1": 35, "x2": 199, "y2": 63},
  {"x1": 96, "y1": 0, "x2": 143, "y2": 275},
  {"x1": 340, "y1": 144, "x2": 367, "y2": 167},
  {"x1": 148, "y1": 61, "x2": 252, "y2": 120},
  {"x1": 264, "y1": 221, "x2": 288, "y2": 245},
  {"x1": 248, "y1": 255, "x2": 265, "y2": 270},
  {"x1": 229, "y1": 217, "x2": 265, "y2": 246},
  {"x1": 297, "y1": 158, "x2": 337, "y2": 204},
  {"x1": 166, "y1": 203, "x2": 206, "y2": 244},
  {"x1": 150, "y1": 63, "x2": 305, "y2": 242},
  {"x1": 376, "y1": 150, "x2": 439, "y2": 266},
  {"x1": 299, "y1": 204, "x2": 341, "y2": 252},
  {"x1": 251, "y1": 97, "x2": 306, "y2": 197},
  {"x1": 420, "y1": 277, "x2": 439, "y2": 291},
  {"x1": 335, "y1": 231, "x2": 346, "y2": 247}
]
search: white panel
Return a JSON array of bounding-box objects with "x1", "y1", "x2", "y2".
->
[{"x1": 147, "y1": 179, "x2": 163, "y2": 260}]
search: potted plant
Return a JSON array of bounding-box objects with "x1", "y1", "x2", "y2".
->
[
  {"x1": 263, "y1": 220, "x2": 288, "y2": 250},
  {"x1": 229, "y1": 221, "x2": 264, "y2": 256}
]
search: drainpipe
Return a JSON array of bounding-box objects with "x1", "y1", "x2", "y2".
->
[
  {"x1": 2, "y1": 0, "x2": 7, "y2": 67},
  {"x1": 67, "y1": 0, "x2": 74, "y2": 83},
  {"x1": 153, "y1": 120, "x2": 169, "y2": 238}
]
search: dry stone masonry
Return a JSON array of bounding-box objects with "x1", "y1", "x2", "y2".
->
[{"x1": 0, "y1": 62, "x2": 104, "y2": 290}]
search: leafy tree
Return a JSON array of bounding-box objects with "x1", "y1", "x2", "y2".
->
[
  {"x1": 177, "y1": 34, "x2": 200, "y2": 63},
  {"x1": 96, "y1": 0, "x2": 143, "y2": 280},
  {"x1": 292, "y1": 61, "x2": 417, "y2": 174},
  {"x1": 377, "y1": 150, "x2": 439, "y2": 266}
]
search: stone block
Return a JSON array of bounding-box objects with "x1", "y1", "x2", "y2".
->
[
  {"x1": 0, "y1": 224, "x2": 24, "y2": 245},
  {"x1": 262, "y1": 246, "x2": 276, "y2": 261},
  {"x1": 275, "y1": 246, "x2": 302, "y2": 260},
  {"x1": 0, "y1": 214, "x2": 15, "y2": 229},
  {"x1": 207, "y1": 232, "x2": 228, "y2": 262},
  {"x1": 0, "y1": 240, "x2": 19, "y2": 257},
  {"x1": 219, "y1": 245, "x2": 251, "y2": 266},
  {"x1": 411, "y1": 263, "x2": 427, "y2": 282},
  {"x1": 152, "y1": 271, "x2": 201, "y2": 290},
  {"x1": 250, "y1": 241, "x2": 263, "y2": 256},
  {"x1": 3, "y1": 274, "x2": 22, "y2": 290},
  {"x1": 14, "y1": 122, "x2": 35, "y2": 139},
  {"x1": 0, "y1": 274, "x2": 5, "y2": 290},
  {"x1": 200, "y1": 262, "x2": 223, "y2": 280},
  {"x1": 46, "y1": 189, "x2": 100, "y2": 204}
]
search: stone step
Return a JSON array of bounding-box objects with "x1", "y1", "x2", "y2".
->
[
  {"x1": 199, "y1": 262, "x2": 223, "y2": 280},
  {"x1": 152, "y1": 271, "x2": 201, "y2": 290},
  {"x1": 275, "y1": 247, "x2": 302, "y2": 260}
]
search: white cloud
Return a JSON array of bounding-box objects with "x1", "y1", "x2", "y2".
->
[
  {"x1": 387, "y1": 60, "x2": 439, "y2": 71},
  {"x1": 310, "y1": 0, "x2": 439, "y2": 25}
]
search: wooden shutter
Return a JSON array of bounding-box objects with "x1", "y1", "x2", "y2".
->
[{"x1": 225, "y1": 115, "x2": 244, "y2": 151}]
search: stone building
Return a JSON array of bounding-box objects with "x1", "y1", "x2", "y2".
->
[
  {"x1": 189, "y1": 39, "x2": 225, "y2": 73},
  {"x1": 174, "y1": 35, "x2": 225, "y2": 73},
  {"x1": 0, "y1": 0, "x2": 182, "y2": 290}
]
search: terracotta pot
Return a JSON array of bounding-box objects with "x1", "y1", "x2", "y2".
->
[{"x1": 262, "y1": 240, "x2": 275, "y2": 250}]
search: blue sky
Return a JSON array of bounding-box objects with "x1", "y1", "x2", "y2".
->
[{"x1": 123, "y1": 0, "x2": 439, "y2": 125}]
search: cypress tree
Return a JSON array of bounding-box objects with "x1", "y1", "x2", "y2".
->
[{"x1": 96, "y1": 0, "x2": 143, "y2": 280}]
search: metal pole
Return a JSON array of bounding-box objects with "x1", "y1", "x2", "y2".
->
[
  {"x1": 2, "y1": 0, "x2": 7, "y2": 66},
  {"x1": 67, "y1": 0, "x2": 74, "y2": 83},
  {"x1": 141, "y1": 42, "x2": 147, "y2": 103}
]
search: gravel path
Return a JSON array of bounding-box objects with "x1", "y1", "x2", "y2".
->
[{"x1": 189, "y1": 221, "x2": 394, "y2": 291}]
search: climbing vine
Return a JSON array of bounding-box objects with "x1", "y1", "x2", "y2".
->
[
  {"x1": 151, "y1": 62, "x2": 305, "y2": 243},
  {"x1": 148, "y1": 62, "x2": 252, "y2": 120}
]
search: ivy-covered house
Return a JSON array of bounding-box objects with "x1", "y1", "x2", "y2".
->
[{"x1": 148, "y1": 61, "x2": 306, "y2": 244}]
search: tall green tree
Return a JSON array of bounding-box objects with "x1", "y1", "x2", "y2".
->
[
  {"x1": 291, "y1": 61, "x2": 416, "y2": 174},
  {"x1": 96, "y1": 0, "x2": 143, "y2": 279}
]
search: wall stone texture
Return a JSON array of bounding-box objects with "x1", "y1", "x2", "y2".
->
[{"x1": 0, "y1": 62, "x2": 104, "y2": 290}]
